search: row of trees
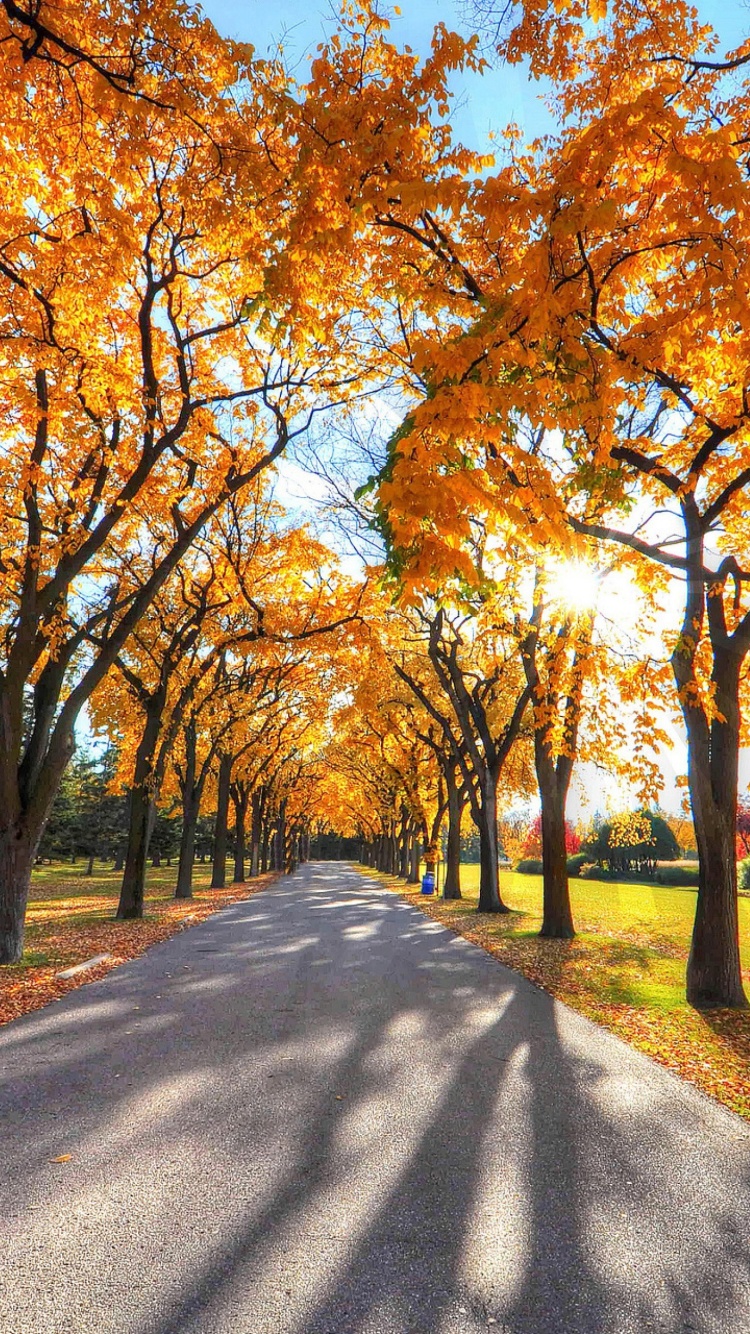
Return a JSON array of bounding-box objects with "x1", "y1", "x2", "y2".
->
[
  {"x1": 288, "y1": 0, "x2": 750, "y2": 1009},
  {"x1": 1, "y1": 0, "x2": 749, "y2": 1011}
]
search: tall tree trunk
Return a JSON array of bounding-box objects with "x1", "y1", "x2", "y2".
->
[
  {"x1": 399, "y1": 809, "x2": 410, "y2": 878},
  {"x1": 672, "y1": 531, "x2": 748, "y2": 1010},
  {"x1": 175, "y1": 720, "x2": 199, "y2": 901},
  {"x1": 0, "y1": 835, "x2": 35, "y2": 963},
  {"x1": 681, "y1": 649, "x2": 747, "y2": 1007},
  {"x1": 117, "y1": 702, "x2": 162, "y2": 919},
  {"x1": 250, "y1": 789, "x2": 263, "y2": 877},
  {"x1": 443, "y1": 767, "x2": 464, "y2": 900},
  {"x1": 176, "y1": 800, "x2": 197, "y2": 899},
  {"x1": 407, "y1": 829, "x2": 420, "y2": 884},
  {"x1": 261, "y1": 817, "x2": 270, "y2": 874},
  {"x1": 232, "y1": 786, "x2": 249, "y2": 884},
  {"x1": 211, "y1": 752, "x2": 232, "y2": 889},
  {"x1": 476, "y1": 771, "x2": 509, "y2": 913},
  {"x1": 279, "y1": 800, "x2": 289, "y2": 873},
  {"x1": 536, "y1": 744, "x2": 575, "y2": 939}
]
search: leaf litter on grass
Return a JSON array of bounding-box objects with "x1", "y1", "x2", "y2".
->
[{"x1": 0, "y1": 869, "x2": 279, "y2": 1028}]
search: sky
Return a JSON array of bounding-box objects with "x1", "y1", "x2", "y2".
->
[{"x1": 200, "y1": 0, "x2": 750, "y2": 154}]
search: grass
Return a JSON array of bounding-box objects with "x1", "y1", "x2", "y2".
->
[
  {"x1": 373, "y1": 864, "x2": 750, "y2": 1122},
  {"x1": 0, "y1": 859, "x2": 278, "y2": 1027}
]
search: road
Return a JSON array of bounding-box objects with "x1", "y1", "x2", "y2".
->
[{"x1": 1, "y1": 862, "x2": 749, "y2": 1333}]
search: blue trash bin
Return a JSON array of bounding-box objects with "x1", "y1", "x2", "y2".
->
[{"x1": 421, "y1": 870, "x2": 435, "y2": 895}]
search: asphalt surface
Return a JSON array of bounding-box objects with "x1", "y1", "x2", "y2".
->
[{"x1": 1, "y1": 862, "x2": 749, "y2": 1334}]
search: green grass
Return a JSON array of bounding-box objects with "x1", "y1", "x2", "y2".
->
[{"x1": 465, "y1": 865, "x2": 750, "y2": 961}]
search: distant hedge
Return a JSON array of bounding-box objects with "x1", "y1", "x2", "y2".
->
[
  {"x1": 655, "y1": 865, "x2": 699, "y2": 887},
  {"x1": 515, "y1": 858, "x2": 544, "y2": 874},
  {"x1": 567, "y1": 853, "x2": 587, "y2": 876}
]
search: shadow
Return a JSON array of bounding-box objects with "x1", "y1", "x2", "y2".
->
[
  {"x1": 698, "y1": 1006, "x2": 750, "y2": 1068},
  {"x1": 1, "y1": 863, "x2": 749, "y2": 1334}
]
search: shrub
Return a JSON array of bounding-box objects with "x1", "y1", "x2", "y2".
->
[
  {"x1": 579, "y1": 864, "x2": 613, "y2": 880},
  {"x1": 515, "y1": 857, "x2": 544, "y2": 874},
  {"x1": 567, "y1": 853, "x2": 587, "y2": 876},
  {"x1": 655, "y1": 865, "x2": 699, "y2": 887},
  {"x1": 739, "y1": 858, "x2": 750, "y2": 891}
]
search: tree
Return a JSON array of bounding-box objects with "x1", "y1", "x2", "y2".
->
[
  {"x1": 299, "y1": 0, "x2": 750, "y2": 1004},
  {"x1": 0, "y1": 0, "x2": 378, "y2": 962},
  {"x1": 584, "y1": 810, "x2": 680, "y2": 876}
]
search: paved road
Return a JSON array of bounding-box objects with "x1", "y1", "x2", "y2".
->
[{"x1": 1, "y1": 863, "x2": 749, "y2": 1334}]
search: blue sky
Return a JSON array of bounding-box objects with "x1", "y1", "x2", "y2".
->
[{"x1": 201, "y1": 1, "x2": 750, "y2": 152}]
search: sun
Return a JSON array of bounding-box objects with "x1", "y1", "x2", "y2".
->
[{"x1": 545, "y1": 560, "x2": 601, "y2": 613}]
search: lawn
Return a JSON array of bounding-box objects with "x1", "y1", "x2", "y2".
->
[
  {"x1": 0, "y1": 860, "x2": 277, "y2": 1027},
  {"x1": 378, "y1": 865, "x2": 750, "y2": 1121}
]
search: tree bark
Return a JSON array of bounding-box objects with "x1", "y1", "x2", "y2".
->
[
  {"x1": 231, "y1": 784, "x2": 249, "y2": 884},
  {"x1": 537, "y1": 746, "x2": 575, "y2": 939},
  {"x1": 680, "y1": 646, "x2": 747, "y2": 1007},
  {"x1": 0, "y1": 835, "x2": 35, "y2": 964},
  {"x1": 476, "y1": 771, "x2": 510, "y2": 913},
  {"x1": 278, "y1": 800, "x2": 287, "y2": 872},
  {"x1": 117, "y1": 702, "x2": 162, "y2": 919},
  {"x1": 211, "y1": 752, "x2": 232, "y2": 889},
  {"x1": 250, "y1": 789, "x2": 263, "y2": 877},
  {"x1": 407, "y1": 830, "x2": 420, "y2": 884},
  {"x1": 175, "y1": 802, "x2": 197, "y2": 899},
  {"x1": 671, "y1": 523, "x2": 748, "y2": 1009},
  {"x1": 398, "y1": 809, "x2": 410, "y2": 878},
  {"x1": 260, "y1": 817, "x2": 270, "y2": 874},
  {"x1": 443, "y1": 766, "x2": 464, "y2": 900},
  {"x1": 175, "y1": 719, "x2": 199, "y2": 900}
]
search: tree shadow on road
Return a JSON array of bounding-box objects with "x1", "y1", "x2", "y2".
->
[{"x1": 1, "y1": 863, "x2": 749, "y2": 1334}]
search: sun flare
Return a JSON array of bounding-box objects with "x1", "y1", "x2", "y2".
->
[{"x1": 545, "y1": 560, "x2": 601, "y2": 613}]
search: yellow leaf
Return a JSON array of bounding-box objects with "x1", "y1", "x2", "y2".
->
[{"x1": 49, "y1": 1154, "x2": 73, "y2": 1163}]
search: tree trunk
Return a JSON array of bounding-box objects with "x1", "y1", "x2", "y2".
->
[
  {"x1": 388, "y1": 828, "x2": 399, "y2": 874},
  {"x1": 117, "y1": 789, "x2": 157, "y2": 920},
  {"x1": 0, "y1": 835, "x2": 34, "y2": 963},
  {"x1": 232, "y1": 787, "x2": 248, "y2": 884},
  {"x1": 175, "y1": 720, "x2": 198, "y2": 901},
  {"x1": 537, "y1": 744, "x2": 575, "y2": 939},
  {"x1": 211, "y1": 752, "x2": 232, "y2": 889},
  {"x1": 152, "y1": 850, "x2": 161, "y2": 868},
  {"x1": 279, "y1": 801, "x2": 289, "y2": 874},
  {"x1": 399, "y1": 811, "x2": 410, "y2": 878},
  {"x1": 250, "y1": 789, "x2": 263, "y2": 877},
  {"x1": 175, "y1": 804, "x2": 197, "y2": 899},
  {"x1": 476, "y1": 771, "x2": 509, "y2": 913},
  {"x1": 85, "y1": 853, "x2": 95, "y2": 876},
  {"x1": 681, "y1": 649, "x2": 747, "y2": 1008},
  {"x1": 117, "y1": 703, "x2": 162, "y2": 919},
  {"x1": 407, "y1": 831, "x2": 420, "y2": 884},
  {"x1": 443, "y1": 771, "x2": 463, "y2": 900}
]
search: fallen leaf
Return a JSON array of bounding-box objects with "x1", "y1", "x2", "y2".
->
[{"x1": 49, "y1": 1154, "x2": 73, "y2": 1163}]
